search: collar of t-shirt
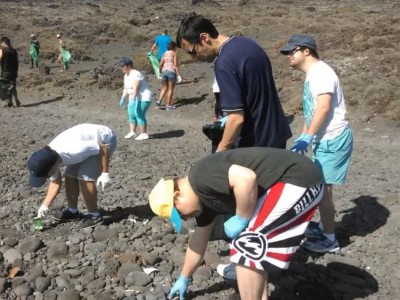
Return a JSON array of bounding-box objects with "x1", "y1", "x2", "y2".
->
[{"x1": 218, "y1": 36, "x2": 235, "y2": 56}]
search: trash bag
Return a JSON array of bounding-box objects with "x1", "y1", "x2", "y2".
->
[
  {"x1": 29, "y1": 44, "x2": 39, "y2": 64},
  {"x1": 148, "y1": 52, "x2": 160, "y2": 79},
  {"x1": 0, "y1": 79, "x2": 13, "y2": 101},
  {"x1": 61, "y1": 47, "x2": 72, "y2": 70},
  {"x1": 202, "y1": 121, "x2": 224, "y2": 153}
]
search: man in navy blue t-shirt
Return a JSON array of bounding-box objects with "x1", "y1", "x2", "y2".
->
[{"x1": 177, "y1": 14, "x2": 292, "y2": 151}]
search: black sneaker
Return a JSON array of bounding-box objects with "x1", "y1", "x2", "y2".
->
[
  {"x1": 155, "y1": 100, "x2": 164, "y2": 108},
  {"x1": 51, "y1": 208, "x2": 81, "y2": 222},
  {"x1": 80, "y1": 214, "x2": 103, "y2": 228}
]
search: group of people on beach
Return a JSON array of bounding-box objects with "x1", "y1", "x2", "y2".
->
[
  {"x1": 16, "y1": 12, "x2": 354, "y2": 300},
  {"x1": 118, "y1": 29, "x2": 183, "y2": 141},
  {"x1": 0, "y1": 33, "x2": 70, "y2": 107}
]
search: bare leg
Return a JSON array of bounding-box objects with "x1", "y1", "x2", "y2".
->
[
  {"x1": 319, "y1": 184, "x2": 335, "y2": 234},
  {"x1": 158, "y1": 81, "x2": 168, "y2": 104},
  {"x1": 65, "y1": 176, "x2": 80, "y2": 209},
  {"x1": 236, "y1": 264, "x2": 268, "y2": 300},
  {"x1": 129, "y1": 123, "x2": 137, "y2": 133},
  {"x1": 166, "y1": 81, "x2": 175, "y2": 107},
  {"x1": 138, "y1": 125, "x2": 147, "y2": 134},
  {"x1": 79, "y1": 180, "x2": 98, "y2": 213},
  {"x1": 262, "y1": 281, "x2": 268, "y2": 300},
  {"x1": 58, "y1": 54, "x2": 64, "y2": 71}
]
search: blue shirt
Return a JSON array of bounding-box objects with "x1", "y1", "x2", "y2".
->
[
  {"x1": 215, "y1": 36, "x2": 292, "y2": 148},
  {"x1": 155, "y1": 34, "x2": 172, "y2": 60}
]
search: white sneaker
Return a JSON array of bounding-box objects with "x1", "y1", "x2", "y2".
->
[
  {"x1": 135, "y1": 133, "x2": 149, "y2": 141},
  {"x1": 124, "y1": 131, "x2": 136, "y2": 139}
]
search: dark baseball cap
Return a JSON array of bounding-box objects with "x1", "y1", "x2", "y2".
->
[
  {"x1": 119, "y1": 57, "x2": 133, "y2": 67},
  {"x1": 27, "y1": 146, "x2": 59, "y2": 187},
  {"x1": 280, "y1": 35, "x2": 317, "y2": 55}
]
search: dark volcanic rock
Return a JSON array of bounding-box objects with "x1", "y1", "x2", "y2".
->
[
  {"x1": 18, "y1": 236, "x2": 43, "y2": 254},
  {"x1": 47, "y1": 242, "x2": 69, "y2": 260}
]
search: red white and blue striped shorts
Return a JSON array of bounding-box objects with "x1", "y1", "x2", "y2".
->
[{"x1": 229, "y1": 181, "x2": 324, "y2": 271}]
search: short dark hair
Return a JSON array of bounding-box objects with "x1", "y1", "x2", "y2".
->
[
  {"x1": 176, "y1": 14, "x2": 219, "y2": 48},
  {"x1": 0, "y1": 37, "x2": 11, "y2": 47},
  {"x1": 168, "y1": 41, "x2": 176, "y2": 50},
  {"x1": 300, "y1": 46, "x2": 319, "y2": 59}
]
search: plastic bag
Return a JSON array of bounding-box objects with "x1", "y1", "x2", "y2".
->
[
  {"x1": 29, "y1": 44, "x2": 39, "y2": 64},
  {"x1": 148, "y1": 52, "x2": 160, "y2": 79},
  {"x1": 61, "y1": 47, "x2": 72, "y2": 70},
  {"x1": 202, "y1": 121, "x2": 224, "y2": 153}
]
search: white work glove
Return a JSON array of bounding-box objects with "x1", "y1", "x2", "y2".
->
[
  {"x1": 96, "y1": 172, "x2": 111, "y2": 191},
  {"x1": 177, "y1": 75, "x2": 182, "y2": 83},
  {"x1": 37, "y1": 204, "x2": 49, "y2": 218}
]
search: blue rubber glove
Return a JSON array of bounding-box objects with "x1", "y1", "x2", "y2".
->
[
  {"x1": 224, "y1": 215, "x2": 250, "y2": 239},
  {"x1": 119, "y1": 97, "x2": 126, "y2": 108},
  {"x1": 219, "y1": 116, "x2": 228, "y2": 127},
  {"x1": 290, "y1": 134, "x2": 313, "y2": 155},
  {"x1": 169, "y1": 275, "x2": 190, "y2": 300}
]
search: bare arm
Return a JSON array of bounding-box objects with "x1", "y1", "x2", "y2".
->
[
  {"x1": 42, "y1": 179, "x2": 62, "y2": 207},
  {"x1": 174, "y1": 52, "x2": 180, "y2": 76},
  {"x1": 150, "y1": 43, "x2": 157, "y2": 53},
  {"x1": 99, "y1": 144, "x2": 110, "y2": 173},
  {"x1": 301, "y1": 122, "x2": 307, "y2": 135},
  {"x1": 216, "y1": 111, "x2": 244, "y2": 152},
  {"x1": 306, "y1": 93, "x2": 332, "y2": 136},
  {"x1": 228, "y1": 165, "x2": 258, "y2": 219},
  {"x1": 121, "y1": 85, "x2": 127, "y2": 99},
  {"x1": 0, "y1": 49, "x2": 3, "y2": 61},
  {"x1": 159, "y1": 56, "x2": 164, "y2": 74},
  {"x1": 181, "y1": 220, "x2": 215, "y2": 277}
]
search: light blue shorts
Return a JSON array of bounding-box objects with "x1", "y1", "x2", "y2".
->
[{"x1": 312, "y1": 126, "x2": 353, "y2": 184}]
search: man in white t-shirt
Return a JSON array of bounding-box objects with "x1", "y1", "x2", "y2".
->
[
  {"x1": 27, "y1": 124, "x2": 117, "y2": 228},
  {"x1": 281, "y1": 35, "x2": 353, "y2": 253}
]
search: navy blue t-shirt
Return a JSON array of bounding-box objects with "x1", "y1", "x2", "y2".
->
[{"x1": 215, "y1": 36, "x2": 292, "y2": 148}]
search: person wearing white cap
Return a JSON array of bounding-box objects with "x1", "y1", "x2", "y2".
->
[
  {"x1": 29, "y1": 33, "x2": 40, "y2": 68},
  {"x1": 148, "y1": 147, "x2": 326, "y2": 300}
]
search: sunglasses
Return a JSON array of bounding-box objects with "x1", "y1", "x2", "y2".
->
[
  {"x1": 187, "y1": 42, "x2": 198, "y2": 56},
  {"x1": 288, "y1": 47, "x2": 302, "y2": 56}
]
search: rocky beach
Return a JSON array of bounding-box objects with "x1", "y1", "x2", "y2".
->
[{"x1": 0, "y1": 0, "x2": 399, "y2": 299}]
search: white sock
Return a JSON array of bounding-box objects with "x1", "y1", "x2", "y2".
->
[
  {"x1": 324, "y1": 233, "x2": 336, "y2": 242},
  {"x1": 86, "y1": 211, "x2": 100, "y2": 218},
  {"x1": 68, "y1": 207, "x2": 78, "y2": 213}
]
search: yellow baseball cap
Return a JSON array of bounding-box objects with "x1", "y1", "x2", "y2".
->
[{"x1": 148, "y1": 178, "x2": 182, "y2": 233}]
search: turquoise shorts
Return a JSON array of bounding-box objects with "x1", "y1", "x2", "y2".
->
[{"x1": 312, "y1": 126, "x2": 353, "y2": 185}]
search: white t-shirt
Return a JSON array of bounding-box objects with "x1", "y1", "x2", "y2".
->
[
  {"x1": 124, "y1": 70, "x2": 152, "y2": 102},
  {"x1": 212, "y1": 76, "x2": 220, "y2": 93},
  {"x1": 49, "y1": 124, "x2": 114, "y2": 165},
  {"x1": 303, "y1": 61, "x2": 348, "y2": 141}
]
